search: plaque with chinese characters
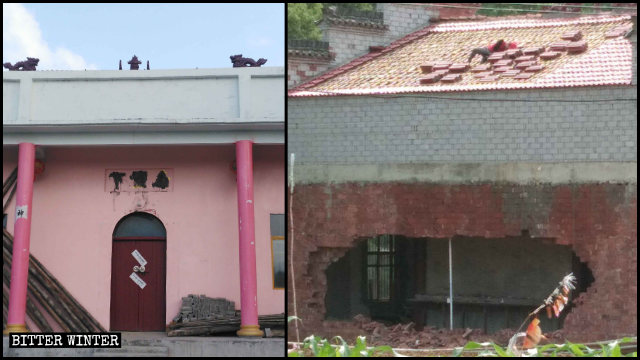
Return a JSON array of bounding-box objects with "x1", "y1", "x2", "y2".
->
[{"x1": 105, "y1": 169, "x2": 173, "y2": 192}]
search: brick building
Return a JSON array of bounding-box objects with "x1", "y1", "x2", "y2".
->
[
  {"x1": 288, "y1": 14, "x2": 637, "y2": 343},
  {"x1": 288, "y1": 3, "x2": 439, "y2": 88}
]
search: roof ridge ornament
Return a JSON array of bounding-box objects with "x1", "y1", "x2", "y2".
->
[
  {"x1": 119, "y1": 55, "x2": 149, "y2": 70},
  {"x1": 128, "y1": 55, "x2": 142, "y2": 70},
  {"x1": 3, "y1": 57, "x2": 39, "y2": 71},
  {"x1": 230, "y1": 54, "x2": 267, "y2": 67}
]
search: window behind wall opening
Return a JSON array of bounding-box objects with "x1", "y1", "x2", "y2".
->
[
  {"x1": 270, "y1": 214, "x2": 285, "y2": 289},
  {"x1": 366, "y1": 234, "x2": 395, "y2": 302}
]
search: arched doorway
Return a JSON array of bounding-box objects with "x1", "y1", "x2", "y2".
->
[{"x1": 110, "y1": 212, "x2": 166, "y2": 331}]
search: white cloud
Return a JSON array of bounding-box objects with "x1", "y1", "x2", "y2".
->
[
  {"x1": 249, "y1": 36, "x2": 273, "y2": 48},
  {"x1": 3, "y1": 3, "x2": 98, "y2": 70}
]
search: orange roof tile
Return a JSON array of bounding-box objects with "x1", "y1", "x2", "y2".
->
[{"x1": 289, "y1": 15, "x2": 633, "y2": 97}]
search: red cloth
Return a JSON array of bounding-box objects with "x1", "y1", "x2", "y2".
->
[{"x1": 488, "y1": 41, "x2": 517, "y2": 52}]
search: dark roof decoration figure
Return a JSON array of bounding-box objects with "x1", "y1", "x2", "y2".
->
[
  {"x1": 127, "y1": 55, "x2": 142, "y2": 70},
  {"x1": 230, "y1": 54, "x2": 267, "y2": 67},
  {"x1": 3, "y1": 57, "x2": 39, "y2": 71}
]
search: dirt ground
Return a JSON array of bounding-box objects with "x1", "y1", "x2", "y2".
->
[{"x1": 306, "y1": 314, "x2": 568, "y2": 350}]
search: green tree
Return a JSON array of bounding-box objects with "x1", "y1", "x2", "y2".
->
[
  {"x1": 326, "y1": 3, "x2": 374, "y2": 12},
  {"x1": 287, "y1": 3, "x2": 376, "y2": 41},
  {"x1": 288, "y1": 3, "x2": 323, "y2": 41}
]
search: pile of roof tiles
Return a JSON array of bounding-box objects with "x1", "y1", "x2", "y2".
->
[
  {"x1": 419, "y1": 29, "x2": 590, "y2": 85},
  {"x1": 419, "y1": 62, "x2": 468, "y2": 84},
  {"x1": 551, "y1": 30, "x2": 588, "y2": 53}
]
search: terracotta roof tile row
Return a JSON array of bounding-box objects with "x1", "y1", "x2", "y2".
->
[
  {"x1": 425, "y1": 15, "x2": 630, "y2": 32},
  {"x1": 289, "y1": 15, "x2": 633, "y2": 97}
]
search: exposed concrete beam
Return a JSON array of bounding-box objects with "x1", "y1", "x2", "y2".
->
[
  {"x1": 3, "y1": 129, "x2": 283, "y2": 145},
  {"x1": 292, "y1": 162, "x2": 637, "y2": 184}
]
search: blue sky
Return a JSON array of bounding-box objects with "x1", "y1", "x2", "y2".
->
[{"x1": 3, "y1": 3, "x2": 284, "y2": 71}]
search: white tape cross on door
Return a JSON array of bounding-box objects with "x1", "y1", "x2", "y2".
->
[
  {"x1": 130, "y1": 249, "x2": 148, "y2": 289},
  {"x1": 129, "y1": 272, "x2": 147, "y2": 289},
  {"x1": 131, "y1": 249, "x2": 147, "y2": 266}
]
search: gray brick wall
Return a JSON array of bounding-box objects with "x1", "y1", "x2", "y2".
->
[
  {"x1": 319, "y1": 3, "x2": 432, "y2": 68},
  {"x1": 288, "y1": 57, "x2": 331, "y2": 88},
  {"x1": 378, "y1": 3, "x2": 434, "y2": 41},
  {"x1": 321, "y1": 25, "x2": 388, "y2": 67},
  {"x1": 288, "y1": 86, "x2": 637, "y2": 165}
]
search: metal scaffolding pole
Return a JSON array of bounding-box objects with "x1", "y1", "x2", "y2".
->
[{"x1": 449, "y1": 237, "x2": 453, "y2": 330}]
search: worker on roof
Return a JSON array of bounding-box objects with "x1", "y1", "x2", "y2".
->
[{"x1": 468, "y1": 39, "x2": 518, "y2": 63}]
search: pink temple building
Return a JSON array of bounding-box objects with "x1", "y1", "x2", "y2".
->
[{"x1": 3, "y1": 66, "x2": 284, "y2": 345}]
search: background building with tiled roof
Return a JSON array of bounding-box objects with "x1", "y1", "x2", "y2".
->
[
  {"x1": 288, "y1": 3, "x2": 438, "y2": 88},
  {"x1": 288, "y1": 12, "x2": 637, "y2": 345},
  {"x1": 287, "y1": 3, "x2": 637, "y2": 89}
]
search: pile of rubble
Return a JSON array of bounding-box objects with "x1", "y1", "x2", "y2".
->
[{"x1": 347, "y1": 314, "x2": 567, "y2": 349}]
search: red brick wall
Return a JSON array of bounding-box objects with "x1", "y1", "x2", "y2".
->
[{"x1": 288, "y1": 183, "x2": 637, "y2": 342}]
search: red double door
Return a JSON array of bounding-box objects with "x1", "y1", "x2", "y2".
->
[{"x1": 110, "y1": 238, "x2": 166, "y2": 331}]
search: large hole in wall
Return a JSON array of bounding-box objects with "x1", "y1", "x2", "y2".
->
[{"x1": 324, "y1": 234, "x2": 593, "y2": 334}]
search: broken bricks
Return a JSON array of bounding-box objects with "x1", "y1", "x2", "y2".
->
[{"x1": 345, "y1": 314, "x2": 564, "y2": 349}]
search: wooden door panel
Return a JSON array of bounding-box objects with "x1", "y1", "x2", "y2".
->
[
  {"x1": 110, "y1": 241, "x2": 140, "y2": 330},
  {"x1": 136, "y1": 241, "x2": 166, "y2": 331},
  {"x1": 111, "y1": 240, "x2": 165, "y2": 331}
]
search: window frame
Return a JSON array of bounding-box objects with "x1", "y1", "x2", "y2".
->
[
  {"x1": 364, "y1": 235, "x2": 396, "y2": 303},
  {"x1": 112, "y1": 211, "x2": 166, "y2": 239},
  {"x1": 269, "y1": 214, "x2": 285, "y2": 290},
  {"x1": 271, "y1": 235, "x2": 285, "y2": 290}
]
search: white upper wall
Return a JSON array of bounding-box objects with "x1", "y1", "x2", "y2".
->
[{"x1": 3, "y1": 67, "x2": 284, "y2": 145}]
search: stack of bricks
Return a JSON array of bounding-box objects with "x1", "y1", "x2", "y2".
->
[
  {"x1": 467, "y1": 46, "x2": 550, "y2": 81},
  {"x1": 547, "y1": 30, "x2": 588, "y2": 55},
  {"x1": 550, "y1": 41, "x2": 570, "y2": 51},
  {"x1": 172, "y1": 294, "x2": 237, "y2": 323},
  {"x1": 419, "y1": 61, "x2": 468, "y2": 84},
  {"x1": 487, "y1": 51, "x2": 507, "y2": 63},
  {"x1": 562, "y1": 30, "x2": 587, "y2": 54}
]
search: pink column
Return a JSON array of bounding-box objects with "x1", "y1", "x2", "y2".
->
[
  {"x1": 235, "y1": 140, "x2": 263, "y2": 337},
  {"x1": 4, "y1": 143, "x2": 36, "y2": 334}
]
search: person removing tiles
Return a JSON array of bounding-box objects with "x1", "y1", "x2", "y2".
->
[{"x1": 468, "y1": 39, "x2": 518, "y2": 63}]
